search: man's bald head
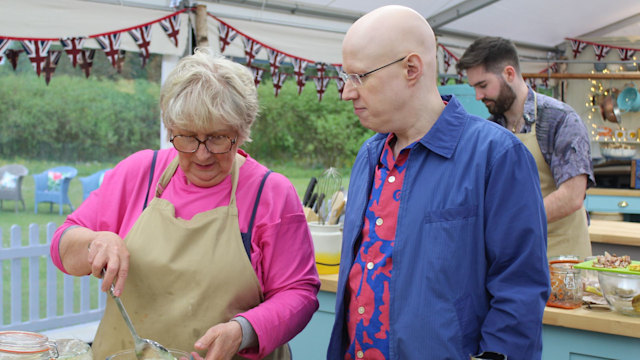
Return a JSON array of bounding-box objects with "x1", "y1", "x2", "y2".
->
[{"x1": 342, "y1": 5, "x2": 437, "y2": 79}]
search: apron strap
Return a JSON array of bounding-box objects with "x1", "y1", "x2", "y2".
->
[
  {"x1": 240, "y1": 170, "x2": 272, "y2": 259},
  {"x1": 143, "y1": 150, "x2": 159, "y2": 211}
]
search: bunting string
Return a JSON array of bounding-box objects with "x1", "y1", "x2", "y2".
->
[
  {"x1": 566, "y1": 37, "x2": 640, "y2": 61},
  {"x1": 0, "y1": 8, "x2": 187, "y2": 85}
]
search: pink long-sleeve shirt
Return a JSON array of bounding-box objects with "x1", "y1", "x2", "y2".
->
[{"x1": 50, "y1": 148, "x2": 320, "y2": 358}]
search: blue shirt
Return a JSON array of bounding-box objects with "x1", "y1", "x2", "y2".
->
[{"x1": 328, "y1": 95, "x2": 550, "y2": 359}]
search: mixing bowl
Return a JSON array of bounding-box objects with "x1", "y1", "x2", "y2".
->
[{"x1": 597, "y1": 271, "x2": 640, "y2": 317}]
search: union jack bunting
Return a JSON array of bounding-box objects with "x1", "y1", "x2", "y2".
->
[
  {"x1": 593, "y1": 44, "x2": 611, "y2": 61},
  {"x1": 79, "y1": 49, "x2": 96, "y2": 78},
  {"x1": 95, "y1": 33, "x2": 122, "y2": 68},
  {"x1": 267, "y1": 48, "x2": 286, "y2": 77},
  {"x1": 313, "y1": 76, "x2": 330, "y2": 102},
  {"x1": 618, "y1": 48, "x2": 636, "y2": 61},
  {"x1": 291, "y1": 58, "x2": 308, "y2": 95},
  {"x1": 539, "y1": 62, "x2": 558, "y2": 75},
  {"x1": 60, "y1": 37, "x2": 86, "y2": 67},
  {"x1": 527, "y1": 78, "x2": 537, "y2": 91},
  {"x1": 43, "y1": 50, "x2": 62, "y2": 85},
  {"x1": 570, "y1": 39, "x2": 588, "y2": 58},
  {"x1": 249, "y1": 65, "x2": 265, "y2": 87},
  {"x1": 0, "y1": 39, "x2": 11, "y2": 65},
  {"x1": 272, "y1": 72, "x2": 288, "y2": 97},
  {"x1": 541, "y1": 77, "x2": 549, "y2": 88},
  {"x1": 218, "y1": 22, "x2": 238, "y2": 54},
  {"x1": 21, "y1": 40, "x2": 52, "y2": 76},
  {"x1": 160, "y1": 14, "x2": 181, "y2": 47},
  {"x1": 315, "y1": 62, "x2": 327, "y2": 79},
  {"x1": 442, "y1": 49, "x2": 453, "y2": 73},
  {"x1": 129, "y1": 25, "x2": 152, "y2": 67},
  {"x1": 242, "y1": 37, "x2": 262, "y2": 67},
  {"x1": 5, "y1": 49, "x2": 23, "y2": 70},
  {"x1": 334, "y1": 65, "x2": 345, "y2": 98}
]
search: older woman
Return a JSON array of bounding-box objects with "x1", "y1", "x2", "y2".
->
[{"x1": 50, "y1": 49, "x2": 320, "y2": 360}]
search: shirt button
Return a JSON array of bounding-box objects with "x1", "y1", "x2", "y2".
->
[
  {"x1": 367, "y1": 262, "x2": 374, "y2": 270},
  {"x1": 357, "y1": 350, "x2": 364, "y2": 358},
  {"x1": 358, "y1": 306, "x2": 365, "y2": 314},
  {"x1": 388, "y1": 175, "x2": 396, "y2": 183},
  {"x1": 375, "y1": 217, "x2": 383, "y2": 226}
]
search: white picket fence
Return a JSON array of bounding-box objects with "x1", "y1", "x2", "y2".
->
[{"x1": 0, "y1": 223, "x2": 105, "y2": 337}]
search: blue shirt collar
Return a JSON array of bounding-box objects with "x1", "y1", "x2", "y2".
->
[{"x1": 418, "y1": 94, "x2": 467, "y2": 159}]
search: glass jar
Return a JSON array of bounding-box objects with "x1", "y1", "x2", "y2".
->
[
  {"x1": 547, "y1": 259, "x2": 583, "y2": 309},
  {"x1": 0, "y1": 331, "x2": 59, "y2": 360},
  {"x1": 308, "y1": 223, "x2": 342, "y2": 275}
]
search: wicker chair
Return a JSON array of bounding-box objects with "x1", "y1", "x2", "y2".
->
[
  {"x1": 33, "y1": 166, "x2": 78, "y2": 215},
  {"x1": 0, "y1": 164, "x2": 29, "y2": 212},
  {"x1": 79, "y1": 168, "x2": 110, "y2": 201}
]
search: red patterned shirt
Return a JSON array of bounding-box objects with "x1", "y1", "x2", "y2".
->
[{"x1": 345, "y1": 133, "x2": 412, "y2": 360}]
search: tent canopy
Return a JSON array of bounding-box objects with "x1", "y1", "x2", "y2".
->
[{"x1": 3, "y1": 0, "x2": 639, "y2": 66}]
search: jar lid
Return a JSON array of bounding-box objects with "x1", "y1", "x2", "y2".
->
[{"x1": 0, "y1": 331, "x2": 50, "y2": 354}]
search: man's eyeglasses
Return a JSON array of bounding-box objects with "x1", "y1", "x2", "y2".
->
[
  {"x1": 170, "y1": 134, "x2": 237, "y2": 154},
  {"x1": 338, "y1": 56, "x2": 406, "y2": 88}
]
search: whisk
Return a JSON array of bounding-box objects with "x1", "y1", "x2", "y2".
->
[{"x1": 315, "y1": 167, "x2": 343, "y2": 224}]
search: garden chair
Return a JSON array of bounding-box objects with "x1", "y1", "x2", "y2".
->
[
  {"x1": 0, "y1": 164, "x2": 29, "y2": 212},
  {"x1": 79, "y1": 168, "x2": 110, "y2": 201},
  {"x1": 34, "y1": 166, "x2": 78, "y2": 215}
]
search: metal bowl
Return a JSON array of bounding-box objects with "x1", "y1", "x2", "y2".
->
[
  {"x1": 599, "y1": 143, "x2": 638, "y2": 159},
  {"x1": 597, "y1": 271, "x2": 640, "y2": 317}
]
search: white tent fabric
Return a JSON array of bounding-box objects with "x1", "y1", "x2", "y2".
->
[
  {"x1": 202, "y1": 0, "x2": 640, "y2": 74},
  {"x1": 285, "y1": 0, "x2": 640, "y2": 48},
  {"x1": 0, "y1": 0, "x2": 189, "y2": 56},
  {"x1": 2, "y1": 0, "x2": 639, "y2": 66}
]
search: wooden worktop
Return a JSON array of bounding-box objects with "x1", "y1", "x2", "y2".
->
[
  {"x1": 587, "y1": 188, "x2": 640, "y2": 197},
  {"x1": 318, "y1": 273, "x2": 640, "y2": 338},
  {"x1": 589, "y1": 219, "x2": 640, "y2": 246},
  {"x1": 543, "y1": 306, "x2": 640, "y2": 338}
]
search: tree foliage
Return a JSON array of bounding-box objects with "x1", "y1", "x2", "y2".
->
[{"x1": 0, "y1": 56, "x2": 373, "y2": 168}]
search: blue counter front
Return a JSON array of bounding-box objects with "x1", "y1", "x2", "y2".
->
[{"x1": 289, "y1": 274, "x2": 640, "y2": 360}]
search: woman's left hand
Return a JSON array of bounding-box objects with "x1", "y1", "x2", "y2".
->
[{"x1": 191, "y1": 321, "x2": 243, "y2": 360}]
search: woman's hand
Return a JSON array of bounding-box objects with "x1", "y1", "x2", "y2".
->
[
  {"x1": 86, "y1": 230, "x2": 130, "y2": 297},
  {"x1": 191, "y1": 321, "x2": 243, "y2": 360}
]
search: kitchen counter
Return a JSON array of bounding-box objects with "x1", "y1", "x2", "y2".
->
[
  {"x1": 589, "y1": 219, "x2": 640, "y2": 260},
  {"x1": 589, "y1": 219, "x2": 640, "y2": 246},
  {"x1": 316, "y1": 274, "x2": 640, "y2": 338},
  {"x1": 289, "y1": 273, "x2": 640, "y2": 359}
]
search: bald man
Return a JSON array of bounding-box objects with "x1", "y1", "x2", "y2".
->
[{"x1": 328, "y1": 6, "x2": 550, "y2": 359}]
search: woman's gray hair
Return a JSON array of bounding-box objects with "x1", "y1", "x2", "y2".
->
[{"x1": 159, "y1": 48, "x2": 259, "y2": 144}]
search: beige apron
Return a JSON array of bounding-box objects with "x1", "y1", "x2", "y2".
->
[
  {"x1": 516, "y1": 98, "x2": 592, "y2": 259},
  {"x1": 92, "y1": 155, "x2": 290, "y2": 360}
]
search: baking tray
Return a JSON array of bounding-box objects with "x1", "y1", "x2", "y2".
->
[{"x1": 574, "y1": 259, "x2": 640, "y2": 275}]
